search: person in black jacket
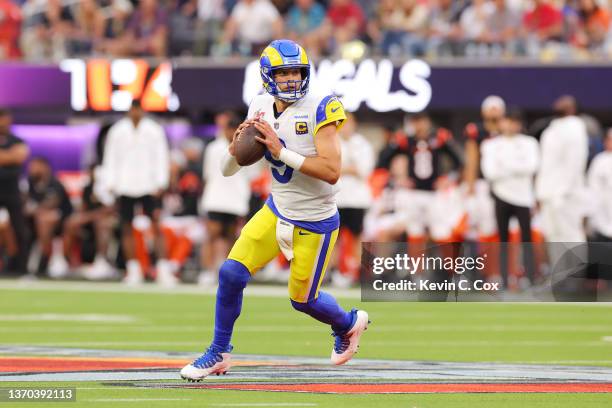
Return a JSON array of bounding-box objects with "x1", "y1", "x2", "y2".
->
[
  {"x1": 26, "y1": 156, "x2": 73, "y2": 276},
  {"x1": 0, "y1": 109, "x2": 30, "y2": 275}
]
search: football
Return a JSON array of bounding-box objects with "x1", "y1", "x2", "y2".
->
[{"x1": 234, "y1": 123, "x2": 266, "y2": 166}]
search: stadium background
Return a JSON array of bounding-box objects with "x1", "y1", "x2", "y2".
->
[
  {"x1": 1, "y1": 2, "x2": 612, "y2": 407},
  {"x1": 1, "y1": 0, "x2": 611, "y2": 288}
]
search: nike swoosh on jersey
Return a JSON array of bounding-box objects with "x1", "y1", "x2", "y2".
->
[
  {"x1": 298, "y1": 231, "x2": 310, "y2": 235},
  {"x1": 331, "y1": 107, "x2": 340, "y2": 113}
]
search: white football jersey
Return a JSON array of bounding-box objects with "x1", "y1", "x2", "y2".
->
[{"x1": 247, "y1": 91, "x2": 346, "y2": 222}]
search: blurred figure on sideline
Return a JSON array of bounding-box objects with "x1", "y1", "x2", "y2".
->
[{"x1": 102, "y1": 99, "x2": 170, "y2": 285}]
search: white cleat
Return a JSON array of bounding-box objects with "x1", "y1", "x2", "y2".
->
[
  {"x1": 180, "y1": 345, "x2": 233, "y2": 381},
  {"x1": 331, "y1": 309, "x2": 369, "y2": 365}
]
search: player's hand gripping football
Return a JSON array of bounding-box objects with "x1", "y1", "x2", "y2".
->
[
  {"x1": 228, "y1": 120, "x2": 254, "y2": 157},
  {"x1": 227, "y1": 119, "x2": 253, "y2": 157},
  {"x1": 253, "y1": 118, "x2": 283, "y2": 159}
]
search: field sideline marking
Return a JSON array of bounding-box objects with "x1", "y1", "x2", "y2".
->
[
  {"x1": 5, "y1": 280, "x2": 612, "y2": 305},
  {"x1": 0, "y1": 314, "x2": 138, "y2": 323},
  {"x1": 209, "y1": 404, "x2": 318, "y2": 407},
  {"x1": 86, "y1": 398, "x2": 191, "y2": 402},
  {"x1": 3, "y1": 324, "x2": 612, "y2": 333},
  {"x1": 2, "y1": 339, "x2": 611, "y2": 348},
  {"x1": 0, "y1": 280, "x2": 359, "y2": 299}
]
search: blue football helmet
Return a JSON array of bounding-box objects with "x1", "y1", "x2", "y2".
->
[{"x1": 260, "y1": 40, "x2": 310, "y2": 102}]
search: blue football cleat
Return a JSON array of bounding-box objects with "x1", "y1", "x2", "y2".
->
[
  {"x1": 331, "y1": 309, "x2": 369, "y2": 365},
  {"x1": 180, "y1": 344, "x2": 233, "y2": 381}
]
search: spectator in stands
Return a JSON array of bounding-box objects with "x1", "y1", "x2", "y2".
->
[
  {"x1": 21, "y1": 0, "x2": 74, "y2": 61},
  {"x1": 271, "y1": 0, "x2": 291, "y2": 15},
  {"x1": 102, "y1": 99, "x2": 170, "y2": 285},
  {"x1": 522, "y1": 0, "x2": 563, "y2": 56},
  {"x1": 481, "y1": 108, "x2": 539, "y2": 288},
  {"x1": 169, "y1": 0, "x2": 198, "y2": 56},
  {"x1": 588, "y1": 128, "x2": 612, "y2": 242},
  {"x1": 0, "y1": 0, "x2": 22, "y2": 59},
  {"x1": 125, "y1": 0, "x2": 168, "y2": 57},
  {"x1": 536, "y1": 95, "x2": 588, "y2": 243},
  {"x1": 63, "y1": 166, "x2": 116, "y2": 280},
  {"x1": 460, "y1": 0, "x2": 495, "y2": 57},
  {"x1": 426, "y1": 0, "x2": 468, "y2": 57},
  {"x1": 285, "y1": 0, "x2": 326, "y2": 57},
  {"x1": 367, "y1": 0, "x2": 396, "y2": 56},
  {"x1": 221, "y1": 0, "x2": 283, "y2": 56},
  {"x1": 371, "y1": 0, "x2": 429, "y2": 57},
  {"x1": 198, "y1": 112, "x2": 251, "y2": 286},
  {"x1": 67, "y1": 0, "x2": 104, "y2": 56},
  {"x1": 320, "y1": 0, "x2": 366, "y2": 56},
  {"x1": 25, "y1": 156, "x2": 73, "y2": 277},
  {"x1": 333, "y1": 113, "x2": 374, "y2": 288},
  {"x1": 96, "y1": 0, "x2": 133, "y2": 57},
  {"x1": 0, "y1": 109, "x2": 29, "y2": 276},
  {"x1": 573, "y1": 0, "x2": 611, "y2": 50},
  {"x1": 484, "y1": 0, "x2": 523, "y2": 56},
  {"x1": 194, "y1": 0, "x2": 226, "y2": 56}
]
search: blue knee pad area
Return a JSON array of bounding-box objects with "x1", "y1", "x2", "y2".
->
[
  {"x1": 212, "y1": 260, "x2": 251, "y2": 350},
  {"x1": 218, "y1": 260, "x2": 250, "y2": 301}
]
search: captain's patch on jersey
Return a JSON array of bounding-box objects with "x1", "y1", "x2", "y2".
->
[{"x1": 295, "y1": 121, "x2": 309, "y2": 135}]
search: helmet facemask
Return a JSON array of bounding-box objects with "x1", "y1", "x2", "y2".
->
[{"x1": 263, "y1": 66, "x2": 310, "y2": 103}]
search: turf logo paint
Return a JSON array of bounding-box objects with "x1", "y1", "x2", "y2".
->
[{"x1": 2, "y1": 347, "x2": 612, "y2": 395}]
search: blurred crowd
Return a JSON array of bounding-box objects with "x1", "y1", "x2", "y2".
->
[
  {"x1": 0, "y1": 0, "x2": 612, "y2": 61},
  {"x1": 0, "y1": 93, "x2": 611, "y2": 291}
]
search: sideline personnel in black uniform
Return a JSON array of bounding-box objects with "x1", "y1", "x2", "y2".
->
[{"x1": 0, "y1": 109, "x2": 30, "y2": 275}]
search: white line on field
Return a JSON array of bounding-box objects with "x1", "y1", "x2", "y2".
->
[
  {"x1": 0, "y1": 279, "x2": 359, "y2": 299},
  {"x1": 603, "y1": 336, "x2": 612, "y2": 342},
  {"x1": 86, "y1": 398, "x2": 191, "y2": 402},
  {"x1": 3, "y1": 338, "x2": 612, "y2": 347},
  {"x1": 0, "y1": 314, "x2": 138, "y2": 323},
  {"x1": 3, "y1": 324, "x2": 612, "y2": 333},
  {"x1": 209, "y1": 404, "x2": 317, "y2": 407}
]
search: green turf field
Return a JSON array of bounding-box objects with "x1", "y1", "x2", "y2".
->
[
  {"x1": 3, "y1": 382, "x2": 612, "y2": 408},
  {"x1": 1, "y1": 282, "x2": 612, "y2": 407}
]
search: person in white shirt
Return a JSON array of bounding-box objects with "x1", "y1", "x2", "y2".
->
[
  {"x1": 536, "y1": 96, "x2": 589, "y2": 286},
  {"x1": 102, "y1": 99, "x2": 170, "y2": 285},
  {"x1": 587, "y1": 129, "x2": 612, "y2": 241},
  {"x1": 198, "y1": 111, "x2": 252, "y2": 285},
  {"x1": 536, "y1": 95, "x2": 589, "y2": 243},
  {"x1": 333, "y1": 113, "x2": 374, "y2": 286},
  {"x1": 481, "y1": 108, "x2": 539, "y2": 287},
  {"x1": 222, "y1": 0, "x2": 283, "y2": 55}
]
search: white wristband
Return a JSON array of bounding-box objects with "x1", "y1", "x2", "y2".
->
[{"x1": 279, "y1": 147, "x2": 306, "y2": 170}]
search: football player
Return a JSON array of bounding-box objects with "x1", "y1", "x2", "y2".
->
[{"x1": 181, "y1": 39, "x2": 369, "y2": 381}]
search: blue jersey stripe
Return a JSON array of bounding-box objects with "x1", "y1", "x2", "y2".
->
[
  {"x1": 315, "y1": 95, "x2": 334, "y2": 126},
  {"x1": 308, "y1": 231, "x2": 332, "y2": 301}
]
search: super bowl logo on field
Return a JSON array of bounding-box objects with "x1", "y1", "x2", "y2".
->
[{"x1": 295, "y1": 122, "x2": 308, "y2": 135}]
